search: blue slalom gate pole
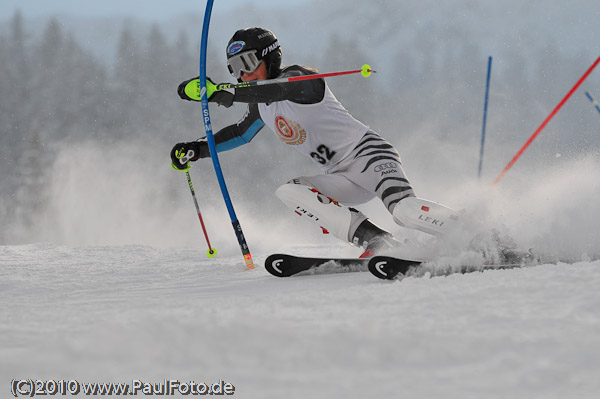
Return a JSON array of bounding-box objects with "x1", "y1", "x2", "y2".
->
[
  {"x1": 199, "y1": 0, "x2": 254, "y2": 269},
  {"x1": 478, "y1": 56, "x2": 493, "y2": 179},
  {"x1": 585, "y1": 91, "x2": 600, "y2": 115}
]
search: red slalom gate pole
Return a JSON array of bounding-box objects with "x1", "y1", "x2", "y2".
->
[{"x1": 492, "y1": 56, "x2": 600, "y2": 186}]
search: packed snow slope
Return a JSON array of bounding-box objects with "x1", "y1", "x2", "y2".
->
[
  {"x1": 2, "y1": 243, "x2": 600, "y2": 399},
  {"x1": 2, "y1": 2, "x2": 600, "y2": 397},
  {"x1": 3, "y1": 135, "x2": 600, "y2": 399}
]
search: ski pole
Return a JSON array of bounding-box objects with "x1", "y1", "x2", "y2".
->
[
  {"x1": 492, "y1": 56, "x2": 600, "y2": 186},
  {"x1": 212, "y1": 64, "x2": 375, "y2": 93},
  {"x1": 199, "y1": 0, "x2": 254, "y2": 269},
  {"x1": 585, "y1": 91, "x2": 600, "y2": 115},
  {"x1": 185, "y1": 171, "x2": 217, "y2": 258}
]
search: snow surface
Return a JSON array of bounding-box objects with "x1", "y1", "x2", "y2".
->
[{"x1": 2, "y1": 243, "x2": 599, "y2": 398}]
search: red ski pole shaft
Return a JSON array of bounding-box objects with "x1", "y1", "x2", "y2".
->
[
  {"x1": 186, "y1": 171, "x2": 217, "y2": 258},
  {"x1": 215, "y1": 64, "x2": 375, "y2": 91},
  {"x1": 287, "y1": 68, "x2": 370, "y2": 82},
  {"x1": 492, "y1": 56, "x2": 600, "y2": 186}
]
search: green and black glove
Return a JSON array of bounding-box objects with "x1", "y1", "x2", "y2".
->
[
  {"x1": 177, "y1": 77, "x2": 234, "y2": 108},
  {"x1": 170, "y1": 139, "x2": 211, "y2": 171}
]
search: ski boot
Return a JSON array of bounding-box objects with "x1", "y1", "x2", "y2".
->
[
  {"x1": 500, "y1": 248, "x2": 536, "y2": 265},
  {"x1": 351, "y1": 218, "x2": 403, "y2": 258}
]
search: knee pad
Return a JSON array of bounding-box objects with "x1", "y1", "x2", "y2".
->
[{"x1": 392, "y1": 196, "x2": 459, "y2": 236}]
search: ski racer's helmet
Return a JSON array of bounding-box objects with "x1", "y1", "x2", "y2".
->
[{"x1": 226, "y1": 27, "x2": 282, "y2": 81}]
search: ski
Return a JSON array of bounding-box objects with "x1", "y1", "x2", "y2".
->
[
  {"x1": 368, "y1": 255, "x2": 529, "y2": 280},
  {"x1": 265, "y1": 250, "x2": 538, "y2": 279},
  {"x1": 265, "y1": 254, "x2": 370, "y2": 277}
]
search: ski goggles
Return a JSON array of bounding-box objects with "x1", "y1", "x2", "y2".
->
[{"x1": 227, "y1": 50, "x2": 261, "y2": 79}]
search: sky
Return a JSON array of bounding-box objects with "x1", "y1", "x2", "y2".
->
[{"x1": 1, "y1": 0, "x2": 309, "y2": 19}]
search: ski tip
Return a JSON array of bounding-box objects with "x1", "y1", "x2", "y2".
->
[
  {"x1": 368, "y1": 256, "x2": 420, "y2": 280},
  {"x1": 368, "y1": 257, "x2": 394, "y2": 279},
  {"x1": 265, "y1": 254, "x2": 292, "y2": 277}
]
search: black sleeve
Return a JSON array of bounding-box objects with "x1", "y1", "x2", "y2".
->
[{"x1": 232, "y1": 65, "x2": 326, "y2": 105}]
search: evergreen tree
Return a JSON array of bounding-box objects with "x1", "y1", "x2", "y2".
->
[
  {"x1": 12, "y1": 129, "x2": 50, "y2": 242},
  {"x1": 320, "y1": 34, "x2": 374, "y2": 123},
  {"x1": 2, "y1": 11, "x2": 32, "y2": 168},
  {"x1": 110, "y1": 25, "x2": 143, "y2": 138},
  {"x1": 140, "y1": 24, "x2": 174, "y2": 133}
]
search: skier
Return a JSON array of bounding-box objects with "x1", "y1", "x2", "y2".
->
[{"x1": 171, "y1": 27, "x2": 460, "y2": 258}]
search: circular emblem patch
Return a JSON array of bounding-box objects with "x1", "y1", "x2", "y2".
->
[{"x1": 275, "y1": 116, "x2": 306, "y2": 145}]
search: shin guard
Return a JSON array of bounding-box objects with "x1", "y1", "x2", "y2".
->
[
  {"x1": 392, "y1": 197, "x2": 460, "y2": 236},
  {"x1": 275, "y1": 183, "x2": 366, "y2": 242}
]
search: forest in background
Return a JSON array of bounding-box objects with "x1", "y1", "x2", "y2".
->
[{"x1": 1, "y1": 3, "x2": 598, "y2": 247}]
